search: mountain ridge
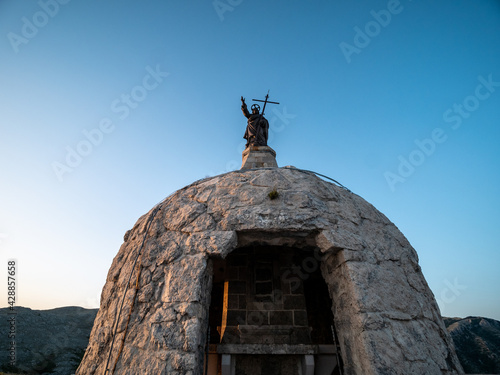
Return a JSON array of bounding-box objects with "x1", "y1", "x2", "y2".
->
[
  {"x1": 1, "y1": 307, "x2": 498, "y2": 374},
  {"x1": 444, "y1": 316, "x2": 500, "y2": 374}
]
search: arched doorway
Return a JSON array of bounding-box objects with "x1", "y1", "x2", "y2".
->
[{"x1": 206, "y1": 244, "x2": 343, "y2": 375}]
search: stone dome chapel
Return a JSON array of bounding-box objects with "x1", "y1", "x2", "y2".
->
[{"x1": 77, "y1": 146, "x2": 463, "y2": 375}]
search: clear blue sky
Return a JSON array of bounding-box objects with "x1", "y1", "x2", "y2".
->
[{"x1": 1, "y1": 0, "x2": 499, "y2": 320}]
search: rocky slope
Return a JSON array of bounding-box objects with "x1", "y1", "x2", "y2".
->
[
  {"x1": 444, "y1": 316, "x2": 500, "y2": 374},
  {"x1": 0, "y1": 308, "x2": 499, "y2": 374},
  {"x1": 0, "y1": 307, "x2": 97, "y2": 375}
]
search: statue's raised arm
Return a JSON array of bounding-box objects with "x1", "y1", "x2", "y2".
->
[
  {"x1": 241, "y1": 96, "x2": 250, "y2": 118},
  {"x1": 241, "y1": 96, "x2": 265, "y2": 147},
  {"x1": 240, "y1": 92, "x2": 280, "y2": 148}
]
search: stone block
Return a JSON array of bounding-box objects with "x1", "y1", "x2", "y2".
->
[
  {"x1": 246, "y1": 311, "x2": 269, "y2": 326},
  {"x1": 228, "y1": 280, "x2": 246, "y2": 294},
  {"x1": 270, "y1": 311, "x2": 293, "y2": 325},
  {"x1": 289, "y1": 280, "x2": 304, "y2": 295},
  {"x1": 293, "y1": 310, "x2": 308, "y2": 326},
  {"x1": 283, "y1": 295, "x2": 306, "y2": 310},
  {"x1": 220, "y1": 327, "x2": 241, "y2": 345},
  {"x1": 255, "y1": 281, "x2": 273, "y2": 295},
  {"x1": 254, "y1": 294, "x2": 273, "y2": 303},
  {"x1": 227, "y1": 310, "x2": 246, "y2": 326},
  {"x1": 241, "y1": 146, "x2": 278, "y2": 170},
  {"x1": 161, "y1": 254, "x2": 206, "y2": 303},
  {"x1": 291, "y1": 327, "x2": 312, "y2": 344},
  {"x1": 255, "y1": 267, "x2": 273, "y2": 281},
  {"x1": 228, "y1": 294, "x2": 239, "y2": 310},
  {"x1": 238, "y1": 295, "x2": 247, "y2": 309}
]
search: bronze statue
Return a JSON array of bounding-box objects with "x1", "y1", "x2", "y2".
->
[{"x1": 241, "y1": 96, "x2": 269, "y2": 148}]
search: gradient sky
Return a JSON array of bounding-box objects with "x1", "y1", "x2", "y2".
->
[{"x1": 1, "y1": 0, "x2": 499, "y2": 320}]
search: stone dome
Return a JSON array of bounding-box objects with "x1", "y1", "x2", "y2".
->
[{"x1": 77, "y1": 167, "x2": 463, "y2": 375}]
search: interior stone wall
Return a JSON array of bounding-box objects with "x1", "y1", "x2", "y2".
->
[
  {"x1": 77, "y1": 168, "x2": 463, "y2": 375},
  {"x1": 213, "y1": 246, "x2": 312, "y2": 346}
]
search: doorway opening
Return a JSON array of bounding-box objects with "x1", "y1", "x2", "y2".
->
[{"x1": 205, "y1": 244, "x2": 343, "y2": 375}]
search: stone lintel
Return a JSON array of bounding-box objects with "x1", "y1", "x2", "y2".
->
[
  {"x1": 241, "y1": 145, "x2": 278, "y2": 170},
  {"x1": 214, "y1": 344, "x2": 336, "y2": 355}
]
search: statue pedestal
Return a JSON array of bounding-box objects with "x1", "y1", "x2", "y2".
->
[{"x1": 241, "y1": 146, "x2": 278, "y2": 170}]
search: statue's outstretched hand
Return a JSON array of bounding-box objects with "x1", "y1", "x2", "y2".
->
[{"x1": 241, "y1": 96, "x2": 245, "y2": 104}]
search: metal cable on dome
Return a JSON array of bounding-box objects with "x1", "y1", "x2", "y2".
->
[{"x1": 281, "y1": 166, "x2": 352, "y2": 193}]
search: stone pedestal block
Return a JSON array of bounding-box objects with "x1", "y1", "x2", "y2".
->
[{"x1": 241, "y1": 146, "x2": 278, "y2": 169}]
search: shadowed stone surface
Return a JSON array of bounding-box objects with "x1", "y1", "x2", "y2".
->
[{"x1": 76, "y1": 167, "x2": 463, "y2": 375}]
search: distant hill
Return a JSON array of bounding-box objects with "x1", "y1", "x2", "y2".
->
[
  {"x1": 0, "y1": 307, "x2": 97, "y2": 375},
  {"x1": 444, "y1": 316, "x2": 500, "y2": 374},
  {"x1": 1, "y1": 307, "x2": 499, "y2": 374}
]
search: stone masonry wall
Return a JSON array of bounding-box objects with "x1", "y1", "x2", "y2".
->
[
  {"x1": 77, "y1": 167, "x2": 463, "y2": 375},
  {"x1": 217, "y1": 247, "x2": 311, "y2": 346}
]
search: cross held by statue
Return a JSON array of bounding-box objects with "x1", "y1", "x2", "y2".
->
[{"x1": 241, "y1": 90, "x2": 279, "y2": 148}]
